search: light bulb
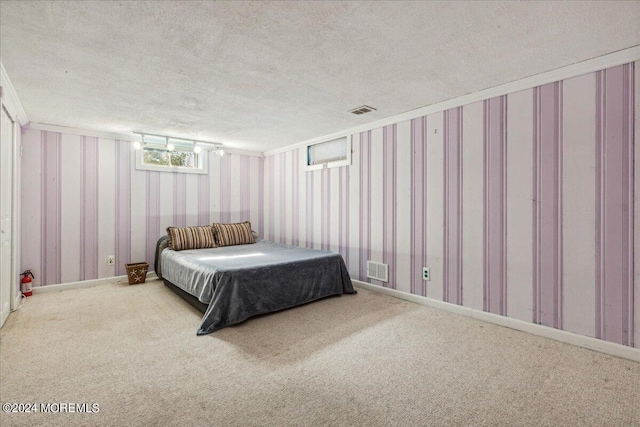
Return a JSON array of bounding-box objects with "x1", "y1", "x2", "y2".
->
[
  {"x1": 218, "y1": 149, "x2": 225, "y2": 157},
  {"x1": 166, "y1": 143, "x2": 175, "y2": 151},
  {"x1": 193, "y1": 144, "x2": 202, "y2": 154},
  {"x1": 133, "y1": 141, "x2": 142, "y2": 150}
]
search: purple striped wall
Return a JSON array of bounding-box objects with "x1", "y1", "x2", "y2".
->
[
  {"x1": 321, "y1": 168, "x2": 330, "y2": 251},
  {"x1": 145, "y1": 172, "x2": 161, "y2": 270},
  {"x1": 263, "y1": 62, "x2": 637, "y2": 349},
  {"x1": 219, "y1": 157, "x2": 231, "y2": 224},
  {"x1": 258, "y1": 156, "x2": 264, "y2": 237},
  {"x1": 595, "y1": 64, "x2": 635, "y2": 347},
  {"x1": 383, "y1": 124, "x2": 397, "y2": 289},
  {"x1": 239, "y1": 155, "x2": 250, "y2": 222},
  {"x1": 21, "y1": 62, "x2": 638, "y2": 350},
  {"x1": 266, "y1": 145, "x2": 352, "y2": 269},
  {"x1": 23, "y1": 133, "x2": 262, "y2": 286},
  {"x1": 80, "y1": 136, "x2": 99, "y2": 281},
  {"x1": 279, "y1": 154, "x2": 287, "y2": 241},
  {"x1": 317, "y1": 167, "x2": 323, "y2": 249},
  {"x1": 359, "y1": 131, "x2": 372, "y2": 283},
  {"x1": 173, "y1": 173, "x2": 187, "y2": 228},
  {"x1": 339, "y1": 164, "x2": 349, "y2": 266},
  {"x1": 443, "y1": 108, "x2": 463, "y2": 304},
  {"x1": 291, "y1": 149, "x2": 300, "y2": 246},
  {"x1": 267, "y1": 156, "x2": 275, "y2": 241},
  {"x1": 115, "y1": 140, "x2": 131, "y2": 276},
  {"x1": 305, "y1": 162, "x2": 313, "y2": 247},
  {"x1": 40, "y1": 131, "x2": 62, "y2": 286},
  {"x1": 197, "y1": 173, "x2": 210, "y2": 226},
  {"x1": 533, "y1": 82, "x2": 564, "y2": 328},
  {"x1": 483, "y1": 97, "x2": 508, "y2": 316},
  {"x1": 411, "y1": 117, "x2": 427, "y2": 296}
]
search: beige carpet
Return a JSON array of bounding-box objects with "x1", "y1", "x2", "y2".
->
[{"x1": 1, "y1": 280, "x2": 638, "y2": 427}]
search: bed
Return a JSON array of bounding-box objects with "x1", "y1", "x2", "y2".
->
[{"x1": 155, "y1": 236, "x2": 356, "y2": 335}]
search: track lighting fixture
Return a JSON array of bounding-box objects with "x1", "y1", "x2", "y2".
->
[{"x1": 132, "y1": 132, "x2": 224, "y2": 155}]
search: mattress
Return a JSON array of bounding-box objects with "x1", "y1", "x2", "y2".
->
[{"x1": 157, "y1": 237, "x2": 356, "y2": 334}]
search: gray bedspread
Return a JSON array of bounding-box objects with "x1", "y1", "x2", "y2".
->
[{"x1": 158, "y1": 238, "x2": 356, "y2": 335}]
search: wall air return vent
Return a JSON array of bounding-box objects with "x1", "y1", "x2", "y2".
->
[
  {"x1": 367, "y1": 261, "x2": 388, "y2": 282},
  {"x1": 349, "y1": 105, "x2": 377, "y2": 115}
]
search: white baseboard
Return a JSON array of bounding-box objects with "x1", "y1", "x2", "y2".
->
[
  {"x1": 32, "y1": 272, "x2": 159, "y2": 294},
  {"x1": 353, "y1": 280, "x2": 640, "y2": 363}
]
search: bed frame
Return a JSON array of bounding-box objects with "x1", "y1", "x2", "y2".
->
[
  {"x1": 163, "y1": 279, "x2": 208, "y2": 313},
  {"x1": 155, "y1": 235, "x2": 355, "y2": 334}
]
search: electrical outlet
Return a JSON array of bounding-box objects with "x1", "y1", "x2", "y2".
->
[
  {"x1": 422, "y1": 267, "x2": 430, "y2": 281},
  {"x1": 107, "y1": 255, "x2": 115, "y2": 266}
]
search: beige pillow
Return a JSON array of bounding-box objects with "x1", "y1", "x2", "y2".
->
[
  {"x1": 167, "y1": 226, "x2": 217, "y2": 251},
  {"x1": 212, "y1": 221, "x2": 255, "y2": 247}
]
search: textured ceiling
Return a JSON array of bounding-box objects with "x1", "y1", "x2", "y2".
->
[{"x1": 1, "y1": 1, "x2": 639, "y2": 152}]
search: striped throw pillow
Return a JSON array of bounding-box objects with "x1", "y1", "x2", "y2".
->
[
  {"x1": 212, "y1": 221, "x2": 255, "y2": 247},
  {"x1": 167, "y1": 226, "x2": 217, "y2": 251}
]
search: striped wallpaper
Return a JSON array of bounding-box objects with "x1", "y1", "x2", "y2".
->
[
  {"x1": 19, "y1": 61, "x2": 638, "y2": 350},
  {"x1": 21, "y1": 132, "x2": 263, "y2": 284},
  {"x1": 263, "y1": 62, "x2": 639, "y2": 349}
]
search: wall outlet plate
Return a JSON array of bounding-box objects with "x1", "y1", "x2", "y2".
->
[
  {"x1": 108, "y1": 255, "x2": 115, "y2": 266},
  {"x1": 422, "y1": 267, "x2": 430, "y2": 281}
]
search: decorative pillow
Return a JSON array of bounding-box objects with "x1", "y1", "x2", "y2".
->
[
  {"x1": 166, "y1": 226, "x2": 217, "y2": 251},
  {"x1": 212, "y1": 221, "x2": 255, "y2": 247}
]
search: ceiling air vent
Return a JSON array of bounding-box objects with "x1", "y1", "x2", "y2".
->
[{"x1": 349, "y1": 105, "x2": 377, "y2": 115}]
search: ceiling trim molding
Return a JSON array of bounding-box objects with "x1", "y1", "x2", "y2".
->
[
  {"x1": 264, "y1": 45, "x2": 640, "y2": 157},
  {"x1": 0, "y1": 62, "x2": 29, "y2": 125},
  {"x1": 25, "y1": 122, "x2": 140, "y2": 141},
  {"x1": 24, "y1": 122, "x2": 264, "y2": 157}
]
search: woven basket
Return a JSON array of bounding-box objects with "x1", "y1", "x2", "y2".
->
[{"x1": 125, "y1": 262, "x2": 148, "y2": 285}]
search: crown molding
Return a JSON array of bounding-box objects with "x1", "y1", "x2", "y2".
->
[
  {"x1": 264, "y1": 45, "x2": 640, "y2": 157},
  {"x1": 25, "y1": 122, "x2": 140, "y2": 141},
  {"x1": 24, "y1": 122, "x2": 263, "y2": 157},
  {"x1": 0, "y1": 61, "x2": 29, "y2": 125}
]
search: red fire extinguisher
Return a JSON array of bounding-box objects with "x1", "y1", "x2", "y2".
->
[{"x1": 21, "y1": 270, "x2": 34, "y2": 297}]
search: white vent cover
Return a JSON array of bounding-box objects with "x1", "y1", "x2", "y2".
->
[
  {"x1": 367, "y1": 261, "x2": 388, "y2": 282},
  {"x1": 349, "y1": 105, "x2": 377, "y2": 115}
]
